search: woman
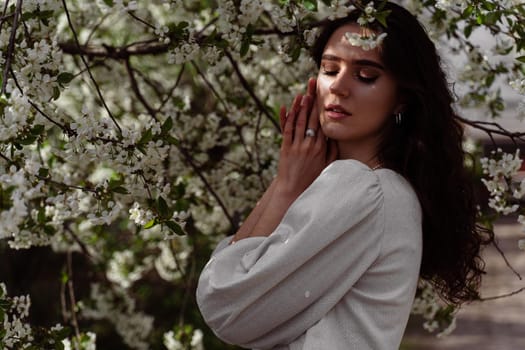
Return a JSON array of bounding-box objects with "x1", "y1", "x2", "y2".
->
[{"x1": 196, "y1": 2, "x2": 490, "y2": 349}]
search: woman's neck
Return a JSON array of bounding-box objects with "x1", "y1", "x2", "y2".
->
[{"x1": 336, "y1": 140, "x2": 380, "y2": 169}]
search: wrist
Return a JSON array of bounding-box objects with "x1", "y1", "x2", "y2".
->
[{"x1": 273, "y1": 179, "x2": 302, "y2": 205}]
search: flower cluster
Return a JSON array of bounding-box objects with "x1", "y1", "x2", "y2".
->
[
  {"x1": 164, "y1": 327, "x2": 204, "y2": 350},
  {"x1": 435, "y1": 0, "x2": 468, "y2": 11},
  {"x1": 357, "y1": 1, "x2": 378, "y2": 26},
  {"x1": 412, "y1": 280, "x2": 458, "y2": 338},
  {"x1": 480, "y1": 149, "x2": 523, "y2": 215},
  {"x1": 344, "y1": 31, "x2": 388, "y2": 51}
]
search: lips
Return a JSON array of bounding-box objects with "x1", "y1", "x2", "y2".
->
[{"x1": 325, "y1": 104, "x2": 351, "y2": 119}]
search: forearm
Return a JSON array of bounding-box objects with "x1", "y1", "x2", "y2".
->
[
  {"x1": 232, "y1": 180, "x2": 299, "y2": 243},
  {"x1": 232, "y1": 178, "x2": 278, "y2": 241}
]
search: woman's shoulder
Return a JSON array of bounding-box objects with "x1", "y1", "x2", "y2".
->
[{"x1": 322, "y1": 159, "x2": 419, "y2": 209}]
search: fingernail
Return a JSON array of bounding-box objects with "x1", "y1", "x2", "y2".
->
[{"x1": 301, "y1": 95, "x2": 307, "y2": 106}]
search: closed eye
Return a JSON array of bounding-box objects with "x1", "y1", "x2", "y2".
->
[
  {"x1": 321, "y1": 68, "x2": 339, "y2": 76},
  {"x1": 355, "y1": 68, "x2": 379, "y2": 83},
  {"x1": 356, "y1": 74, "x2": 378, "y2": 83}
]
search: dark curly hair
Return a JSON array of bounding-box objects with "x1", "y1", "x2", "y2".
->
[{"x1": 311, "y1": 1, "x2": 493, "y2": 305}]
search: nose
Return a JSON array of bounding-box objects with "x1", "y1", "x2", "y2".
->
[{"x1": 329, "y1": 74, "x2": 350, "y2": 97}]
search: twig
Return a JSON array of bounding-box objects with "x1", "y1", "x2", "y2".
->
[
  {"x1": 1, "y1": 0, "x2": 21, "y2": 95},
  {"x1": 85, "y1": 12, "x2": 111, "y2": 45},
  {"x1": 65, "y1": 226, "x2": 94, "y2": 261},
  {"x1": 0, "y1": 151, "x2": 15, "y2": 165},
  {"x1": 128, "y1": 11, "x2": 156, "y2": 30},
  {"x1": 0, "y1": 0, "x2": 11, "y2": 31},
  {"x1": 478, "y1": 287, "x2": 525, "y2": 301},
  {"x1": 60, "y1": 271, "x2": 68, "y2": 324},
  {"x1": 61, "y1": 0, "x2": 123, "y2": 135},
  {"x1": 35, "y1": 174, "x2": 99, "y2": 194},
  {"x1": 157, "y1": 63, "x2": 186, "y2": 113},
  {"x1": 177, "y1": 146, "x2": 235, "y2": 228},
  {"x1": 66, "y1": 251, "x2": 81, "y2": 342},
  {"x1": 59, "y1": 40, "x2": 169, "y2": 58},
  {"x1": 191, "y1": 61, "x2": 230, "y2": 112},
  {"x1": 225, "y1": 50, "x2": 279, "y2": 131},
  {"x1": 124, "y1": 58, "x2": 159, "y2": 121},
  {"x1": 491, "y1": 239, "x2": 522, "y2": 280}
]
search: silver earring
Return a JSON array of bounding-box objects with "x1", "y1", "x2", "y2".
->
[{"x1": 395, "y1": 112, "x2": 403, "y2": 125}]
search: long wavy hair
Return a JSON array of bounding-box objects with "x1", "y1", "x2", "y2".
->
[{"x1": 311, "y1": 2, "x2": 493, "y2": 305}]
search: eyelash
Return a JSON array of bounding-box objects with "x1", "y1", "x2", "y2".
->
[{"x1": 321, "y1": 68, "x2": 378, "y2": 83}]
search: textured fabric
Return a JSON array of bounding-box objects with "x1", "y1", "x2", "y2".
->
[{"x1": 196, "y1": 160, "x2": 422, "y2": 350}]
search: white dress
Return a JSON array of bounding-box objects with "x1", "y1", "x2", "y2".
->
[{"x1": 196, "y1": 160, "x2": 422, "y2": 350}]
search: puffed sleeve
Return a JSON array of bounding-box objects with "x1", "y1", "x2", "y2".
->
[{"x1": 196, "y1": 160, "x2": 385, "y2": 349}]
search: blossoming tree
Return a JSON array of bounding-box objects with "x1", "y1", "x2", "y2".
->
[{"x1": 0, "y1": 0, "x2": 524, "y2": 348}]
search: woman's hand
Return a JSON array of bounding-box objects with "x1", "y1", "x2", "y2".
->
[{"x1": 275, "y1": 78, "x2": 338, "y2": 199}]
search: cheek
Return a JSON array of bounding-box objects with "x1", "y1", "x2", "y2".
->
[
  {"x1": 316, "y1": 74, "x2": 331, "y2": 95},
  {"x1": 316, "y1": 75, "x2": 330, "y2": 109}
]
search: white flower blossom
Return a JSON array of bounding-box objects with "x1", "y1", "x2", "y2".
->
[
  {"x1": 106, "y1": 250, "x2": 151, "y2": 289},
  {"x1": 344, "y1": 32, "x2": 388, "y2": 51}
]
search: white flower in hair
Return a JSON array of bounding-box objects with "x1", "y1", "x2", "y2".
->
[
  {"x1": 344, "y1": 32, "x2": 387, "y2": 51},
  {"x1": 357, "y1": 1, "x2": 378, "y2": 26}
]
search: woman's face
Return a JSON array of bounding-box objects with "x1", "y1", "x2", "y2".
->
[{"x1": 316, "y1": 23, "x2": 401, "y2": 160}]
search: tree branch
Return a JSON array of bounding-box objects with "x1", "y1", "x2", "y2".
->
[
  {"x1": 177, "y1": 146, "x2": 235, "y2": 228},
  {"x1": 478, "y1": 287, "x2": 525, "y2": 301},
  {"x1": 124, "y1": 58, "x2": 159, "y2": 121},
  {"x1": 61, "y1": 0, "x2": 122, "y2": 135},
  {"x1": 1, "y1": 0, "x2": 21, "y2": 95},
  {"x1": 66, "y1": 251, "x2": 81, "y2": 341},
  {"x1": 0, "y1": 0, "x2": 11, "y2": 31},
  {"x1": 457, "y1": 115, "x2": 525, "y2": 143},
  {"x1": 225, "y1": 50, "x2": 280, "y2": 131},
  {"x1": 59, "y1": 40, "x2": 170, "y2": 59}
]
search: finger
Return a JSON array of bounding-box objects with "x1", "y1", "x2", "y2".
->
[
  {"x1": 279, "y1": 105, "x2": 286, "y2": 133},
  {"x1": 295, "y1": 94, "x2": 311, "y2": 142},
  {"x1": 306, "y1": 77, "x2": 316, "y2": 97},
  {"x1": 283, "y1": 94, "x2": 302, "y2": 147},
  {"x1": 307, "y1": 95, "x2": 320, "y2": 134}
]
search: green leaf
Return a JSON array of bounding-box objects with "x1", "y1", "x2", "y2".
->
[
  {"x1": 517, "y1": 56, "x2": 525, "y2": 63},
  {"x1": 240, "y1": 24, "x2": 254, "y2": 57},
  {"x1": 52, "y1": 86, "x2": 61, "y2": 100},
  {"x1": 0, "y1": 299, "x2": 11, "y2": 309},
  {"x1": 485, "y1": 73, "x2": 495, "y2": 87},
  {"x1": 103, "y1": 0, "x2": 114, "y2": 6},
  {"x1": 157, "y1": 196, "x2": 169, "y2": 218},
  {"x1": 166, "y1": 221, "x2": 185, "y2": 236},
  {"x1": 43, "y1": 225, "x2": 56, "y2": 235},
  {"x1": 37, "y1": 207, "x2": 46, "y2": 223},
  {"x1": 139, "y1": 129, "x2": 153, "y2": 145},
  {"x1": 18, "y1": 135, "x2": 37, "y2": 145},
  {"x1": 375, "y1": 10, "x2": 391, "y2": 28},
  {"x1": 165, "y1": 135, "x2": 179, "y2": 146},
  {"x1": 144, "y1": 219, "x2": 156, "y2": 229},
  {"x1": 464, "y1": 24, "x2": 473, "y2": 38},
  {"x1": 302, "y1": 0, "x2": 317, "y2": 11},
  {"x1": 38, "y1": 167, "x2": 49, "y2": 177},
  {"x1": 61, "y1": 271, "x2": 69, "y2": 284},
  {"x1": 57, "y1": 72, "x2": 75, "y2": 84},
  {"x1": 31, "y1": 124, "x2": 45, "y2": 136},
  {"x1": 161, "y1": 117, "x2": 173, "y2": 134}
]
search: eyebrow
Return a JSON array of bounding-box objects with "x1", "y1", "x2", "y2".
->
[{"x1": 321, "y1": 54, "x2": 385, "y2": 70}]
